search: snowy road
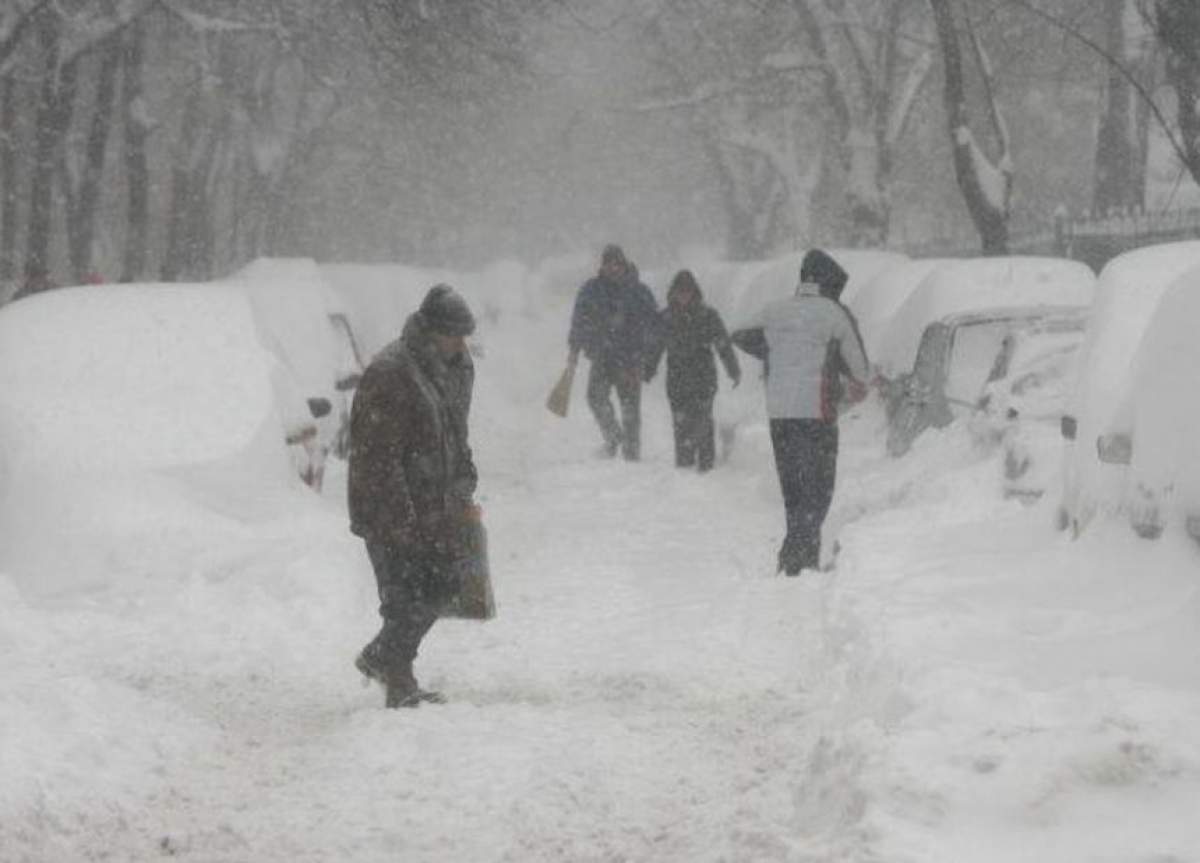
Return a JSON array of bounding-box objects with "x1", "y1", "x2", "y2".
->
[{"x1": 4, "y1": 291, "x2": 1200, "y2": 862}]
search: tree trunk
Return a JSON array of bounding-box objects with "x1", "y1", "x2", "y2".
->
[
  {"x1": 1093, "y1": 0, "x2": 1146, "y2": 213},
  {"x1": 930, "y1": 0, "x2": 1011, "y2": 255},
  {"x1": 68, "y1": 33, "x2": 121, "y2": 282},
  {"x1": 1155, "y1": 0, "x2": 1200, "y2": 185},
  {"x1": 0, "y1": 76, "x2": 17, "y2": 283},
  {"x1": 120, "y1": 19, "x2": 149, "y2": 283},
  {"x1": 161, "y1": 71, "x2": 204, "y2": 282},
  {"x1": 24, "y1": 10, "x2": 63, "y2": 291}
]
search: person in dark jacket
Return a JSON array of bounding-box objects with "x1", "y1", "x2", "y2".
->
[
  {"x1": 348, "y1": 284, "x2": 479, "y2": 708},
  {"x1": 731, "y1": 249, "x2": 868, "y2": 576},
  {"x1": 566, "y1": 244, "x2": 660, "y2": 460},
  {"x1": 644, "y1": 269, "x2": 741, "y2": 472}
]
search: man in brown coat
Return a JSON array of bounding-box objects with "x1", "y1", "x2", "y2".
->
[{"x1": 349, "y1": 284, "x2": 479, "y2": 708}]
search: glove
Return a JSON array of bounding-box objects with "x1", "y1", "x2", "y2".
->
[
  {"x1": 731, "y1": 373, "x2": 741, "y2": 389},
  {"x1": 846, "y1": 378, "x2": 868, "y2": 404}
]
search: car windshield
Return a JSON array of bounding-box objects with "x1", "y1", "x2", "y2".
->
[{"x1": 944, "y1": 320, "x2": 1014, "y2": 404}]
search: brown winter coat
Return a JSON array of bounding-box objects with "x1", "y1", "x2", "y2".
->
[{"x1": 347, "y1": 313, "x2": 477, "y2": 556}]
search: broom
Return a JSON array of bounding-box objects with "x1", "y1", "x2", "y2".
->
[{"x1": 546, "y1": 360, "x2": 576, "y2": 417}]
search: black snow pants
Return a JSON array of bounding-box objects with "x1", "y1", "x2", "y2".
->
[
  {"x1": 670, "y1": 393, "x2": 716, "y2": 472},
  {"x1": 587, "y1": 356, "x2": 642, "y2": 460},
  {"x1": 769, "y1": 418, "x2": 838, "y2": 574},
  {"x1": 360, "y1": 538, "x2": 456, "y2": 673}
]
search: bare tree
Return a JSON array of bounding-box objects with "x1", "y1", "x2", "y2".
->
[
  {"x1": 120, "y1": 17, "x2": 150, "y2": 283},
  {"x1": 1155, "y1": 0, "x2": 1200, "y2": 185},
  {"x1": 794, "y1": 0, "x2": 934, "y2": 247},
  {"x1": 930, "y1": 0, "x2": 1012, "y2": 254}
]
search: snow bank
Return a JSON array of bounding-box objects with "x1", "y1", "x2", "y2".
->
[
  {"x1": 0, "y1": 284, "x2": 305, "y2": 595},
  {"x1": 0, "y1": 285, "x2": 282, "y2": 474},
  {"x1": 876, "y1": 256, "x2": 1096, "y2": 379},
  {"x1": 1060, "y1": 241, "x2": 1200, "y2": 531}
]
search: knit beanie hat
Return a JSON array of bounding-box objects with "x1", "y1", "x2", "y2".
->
[
  {"x1": 800, "y1": 249, "x2": 849, "y2": 301},
  {"x1": 419, "y1": 283, "x2": 476, "y2": 336}
]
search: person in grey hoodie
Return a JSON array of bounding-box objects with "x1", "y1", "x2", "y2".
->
[{"x1": 732, "y1": 249, "x2": 869, "y2": 575}]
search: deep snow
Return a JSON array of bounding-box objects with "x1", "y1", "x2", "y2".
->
[{"x1": 0, "y1": 260, "x2": 1198, "y2": 862}]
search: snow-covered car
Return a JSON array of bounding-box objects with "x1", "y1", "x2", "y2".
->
[
  {"x1": 886, "y1": 306, "x2": 1088, "y2": 500},
  {"x1": 971, "y1": 314, "x2": 1088, "y2": 500},
  {"x1": 1078, "y1": 263, "x2": 1200, "y2": 541},
  {"x1": 0, "y1": 284, "x2": 315, "y2": 574},
  {"x1": 874, "y1": 256, "x2": 1096, "y2": 384},
  {"x1": 230, "y1": 258, "x2": 366, "y2": 490},
  {"x1": 1056, "y1": 241, "x2": 1200, "y2": 535}
]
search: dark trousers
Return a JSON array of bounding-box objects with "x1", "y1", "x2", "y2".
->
[
  {"x1": 671, "y1": 393, "x2": 716, "y2": 471},
  {"x1": 587, "y1": 357, "x2": 642, "y2": 460},
  {"x1": 769, "y1": 419, "x2": 838, "y2": 573},
  {"x1": 361, "y1": 539, "x2": 455, "y2": 672}
]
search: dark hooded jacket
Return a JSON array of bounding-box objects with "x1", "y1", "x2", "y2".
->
[
  {"x1": 645, "y1": 274, "x2": 740, "y2": 402},
  {"x1": 568, "y1": 267, "x2": 659, "y2": 366},
  {"x1": 347, "y1": 312, "x2": 477, "y2": 556}
]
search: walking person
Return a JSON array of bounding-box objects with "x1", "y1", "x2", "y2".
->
[
  {"x1": 644, "y1": 269, "x2": 741, "y2": 472},
  {"x1": 565, "y1": 244, "x2": 659, "y2": 460},
  {"x1": 732, "y1": 250, "x2": 868, "y2": 575},
  {"x1": 348, "y1": 284, "x2": 480, "y2": 708}
]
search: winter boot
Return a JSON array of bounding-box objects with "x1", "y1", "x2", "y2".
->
[
  {"x1": 355, "y1": 647, "x2": 443, "y2": 708},
  {"x1": 386, "y1": 663, "x2": 445, "y2": 708}
]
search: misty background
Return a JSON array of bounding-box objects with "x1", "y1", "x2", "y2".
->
[{"x1": 1, "y1": 0, "x2": 1199, "y2": 300}]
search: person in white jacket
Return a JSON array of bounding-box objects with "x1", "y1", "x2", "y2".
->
[{"x1": 732, "y1": 249, "x2": 869, "y2": 575}]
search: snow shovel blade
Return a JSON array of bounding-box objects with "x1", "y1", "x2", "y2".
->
[{"x1": 545, "y1": 364, "x2": 575, "y2": 417}]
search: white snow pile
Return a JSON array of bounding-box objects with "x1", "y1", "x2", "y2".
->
[{"x1": 0, "y1": 253, "x2": 1198, "y2": 862}]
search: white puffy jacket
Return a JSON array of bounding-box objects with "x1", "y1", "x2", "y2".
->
[{"x1": 758, "y1": 284, "x2": 869, "y2": 421}]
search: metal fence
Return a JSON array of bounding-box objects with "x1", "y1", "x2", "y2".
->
[{"x1": 900, "y1": 206, "x2": 1200, "y2": 272}]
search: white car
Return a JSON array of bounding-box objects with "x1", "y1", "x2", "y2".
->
[
  {"x1": 886, "y1": 306, "x2": 1087, "y2": 504},
  {"x1": 1084, "y1": 263, "x2": 1200, "y2": 541},
  {"x1": 1056, "y1": 241, "x2": 1200, "y2": 535}
]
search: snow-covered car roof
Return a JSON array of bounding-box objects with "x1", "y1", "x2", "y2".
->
[
  {"x1": 0, "y1": 284, "x2": 286, "y2": 477},
  {"x1": 727, "y1": 248, "x2": 907, "y2": 332},
  {"x1": 1068, "y1": 241, "x2": 1200, "y2": 436},
  {"x1": 850, "y1": 257, "x2": 955, "y2": 363},
  {"x1": 876, "y1": 256, "x2": 1096, "y2": 378}
]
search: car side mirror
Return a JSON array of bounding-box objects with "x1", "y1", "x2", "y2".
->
[
  {"x1": 307, "y1": 397, "x2": 332, "y2": 419},
  {"x1": 335, "y1": 373, "x2": 361, "y2": 392}
]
